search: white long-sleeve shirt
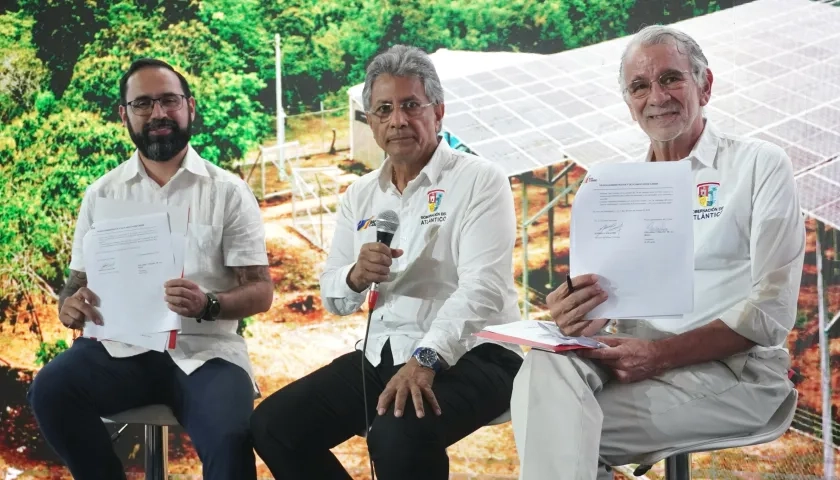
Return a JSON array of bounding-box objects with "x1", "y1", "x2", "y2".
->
[
  {"x1": 632, "y1": 121, "x2": 806, "y2": 350},
  {"x1": 320, "y1": 141, "x2": 524, "y2": 367}
]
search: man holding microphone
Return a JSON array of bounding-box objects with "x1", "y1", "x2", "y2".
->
[{"x1": 249, "y1": 45, "x2": 524, "y2": 480}]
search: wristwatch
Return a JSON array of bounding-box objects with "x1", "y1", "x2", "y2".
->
[
  {"x1": 412, "y1": 347, "x2": 443, "y2": 373},
  {"x1": 198, "y1": 292, "x2": 221, "y2": 322}
]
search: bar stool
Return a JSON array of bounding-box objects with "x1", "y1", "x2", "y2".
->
[
  {"x1": 102, "y1": 404, "x2": 179, "y2": 480},
  {"x1": 632, "y1": 388, "x2": 799, "y2": 480}
]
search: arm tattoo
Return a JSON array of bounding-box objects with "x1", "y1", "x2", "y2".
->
[
  {"x1": 232, "y1": 265, "x2": 271, "y2": 286},
  {"x1": 59, "y1": 270, "x2": 87, "y2": 312}
]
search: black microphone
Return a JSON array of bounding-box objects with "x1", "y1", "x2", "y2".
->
[{"x1": 369, "y1": 209, "x2": 400, "y2": 307}]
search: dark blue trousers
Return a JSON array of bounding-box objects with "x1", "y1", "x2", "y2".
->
[{"x1": 27, "y1": 337, "x2": 256, "y2": 480}]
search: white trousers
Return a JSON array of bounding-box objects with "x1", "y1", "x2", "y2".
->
[{"x1": 510, "y1": 336, "x2": 791, "y2": 480}]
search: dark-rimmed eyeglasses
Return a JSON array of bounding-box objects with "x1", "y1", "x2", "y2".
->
[
  {"x1": 124, "y1": 94, "x2": 188, "y2": 116},
  {"x1": 624, "y1": 70, "x2": 691, "y2": 99},
  {"x1": 367, "y1": 101, "x2": 434, "y2": 123}
]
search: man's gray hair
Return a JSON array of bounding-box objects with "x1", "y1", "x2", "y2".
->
[
  {"x1": 362, "y1": 45, "x2": 444, "y2": 111},
  {"x1": 619, "y1": 25, "x2": 709, "y2": 92}
]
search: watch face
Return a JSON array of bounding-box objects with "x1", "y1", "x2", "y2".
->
[
  {"x1": 209, "y1": 297, "x2": 221, "y2": 315},
  {"x1": 416, "y1": 348, "x2": 437, "y2": 368}
]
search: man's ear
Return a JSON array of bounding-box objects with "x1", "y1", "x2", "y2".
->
[
  {"x1": 188, "y1": 96, "x2": 196, "y2": 122},
  {"x1": 119, "y1": 105, "x2": 128, "y2": 127},
  {"x1": 434, "y1": 103, "x2": 445, "y2": 133},
  {"x1": 699, "y1": 68, "x2": 713, "y2": 107}
]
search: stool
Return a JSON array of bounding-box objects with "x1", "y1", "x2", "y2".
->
[
  {"x1": 101, "y1": 404, "x2": 179, "y2": 480},
  {"x1": 632, "y1": 388, "x2": 798, "y2": 480}
]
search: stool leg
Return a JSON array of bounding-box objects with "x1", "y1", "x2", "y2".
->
[
  {"x1": 144, "y1": 424, "x2": 168, "y2": 480},
  {"x1": 665, "y1": 453, "x2": 691, "y2": 480}
]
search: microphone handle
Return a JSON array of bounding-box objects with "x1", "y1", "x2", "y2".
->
[{"x1": 376, "y1": 230, "x2": 395, "y2": 246}]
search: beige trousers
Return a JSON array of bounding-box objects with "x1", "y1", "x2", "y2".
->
[{"x1": 510, "y1": 328, "x2": 791, "y2": 480}]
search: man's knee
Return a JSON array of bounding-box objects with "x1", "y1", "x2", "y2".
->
[
  {"x1": 28, "y1": 355, "x2": 76, "y2": 420},
  {"x1": 249, "y1": 394, "x2": 296, "y2": 453},
  {"x1": 366, "y1": 409, "x2": 445, "y2": 463},
  {"x1": 198, "y1": 420, "x2": 252, "y2": 458}
]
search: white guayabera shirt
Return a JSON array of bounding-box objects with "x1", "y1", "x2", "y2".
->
[
  {"x1": 320, "y1": 140, "x2": 524, "y2": 368},
  {"x1": 631, "y1": 121, "x2": 806, "y2": 352},
  {"x1": 70, "y1": 146, "x2": 268, "y2": 386}
]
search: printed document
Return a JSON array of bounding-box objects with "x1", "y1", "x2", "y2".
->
[
  {"x1": 82, "y1": 212, "x2": 180, "y2": 339},
  {"x1": 570, "y1": 161, "x2": 694, "y2": 320}
]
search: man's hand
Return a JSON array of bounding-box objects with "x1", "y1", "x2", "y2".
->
[
  {"x1": 347, "y1": 242, "x2": 404, "y2": 293},
  {"x1": 377, "y1": 358, "x2": 441, "y2": 418},
  {"x1": 59, "y1": 287, "x2": 103, "y2": 330},
  {"x1": 547, "y1": 274, "x2": 609, "y2": 337},
  {"x1": 579, "y1": 337, "x2": 664, "y2": 383},
  {"x1": 164, "y1": 279, "x2": 207, "y2": 318}
]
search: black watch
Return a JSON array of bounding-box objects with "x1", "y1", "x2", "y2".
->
[{"x1": 198, "y1": 292, "x2": 221, "y2": 322}]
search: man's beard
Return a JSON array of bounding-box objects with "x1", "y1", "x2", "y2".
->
[{"x1": 128, "y1": 117, "x2": 192, "y2": 162}]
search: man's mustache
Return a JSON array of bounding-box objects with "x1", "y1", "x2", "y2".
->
[{"x1": 143, "y1": 120, "x2": 179, "y2": 134}]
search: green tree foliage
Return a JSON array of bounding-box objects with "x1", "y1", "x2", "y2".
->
[
  {"x1": 59, "y1": 1, "x2": 270, "y2": 168},
  {"x1": 0, "y1": 11, "x2": 49, "y2": 122},
  {"x1": 34, "y1": 339, "x2": 69, "y2": 366},
  {"x1": 0, "y1": 107, "x2": 131, "y2": 301}
]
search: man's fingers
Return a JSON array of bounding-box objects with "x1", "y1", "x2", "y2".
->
[
  {"x1": 75, "y1": 287, "x2": 99, "y2": 306},
  {"x1": 75, "y1": 301, "x2": 103, "y2": 325},
  {"x1": 393, "y1": 385, "x2": 408, "y2": 418},
  {"x1": 167, "y1": 304, "x2": 192, "y2": 316},
  {"x1": 422, "y1": 386, "x2": 442, "y2": 416},
  {"x1": 377, "y1": 387, "x2": 395, "y2": 415},
  {"x1": 365, "y1": 243, "x2": 394, "y2": 257},
  {"x1": 164, "y1": 278, "x2": 195, "y2": 288},
  {"x1": 164, "y1": 286, "x2": 193, "y2": 297},
  {"x1": 410, "y1": 385, "x2": 425, "y2": 418},
  {"x1": 580, "y1": 318, "x2": 610, "y2": 338},
  {"x1": 564, "y1": 289, "x2": 608, "y2": 322},
  {"x1": 570, "y1": 274, "x2": 600, "y2": 289},
  {"x1": 391, "y1": 248, "x2": 404, "y2": 258},
  {"x1": 592, "y1": 336, "x2": 625, "y2": 347}
]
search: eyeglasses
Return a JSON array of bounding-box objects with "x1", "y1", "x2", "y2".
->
[
  {"x1": 124, "y1": 94, "x2": 188, "y2": 116},
  {"x1": 624, "y1": 70, "x2": 691, "y2": 99},
  {"x1": 368, "y1": 101, "x2": 434, "y2": 123}
]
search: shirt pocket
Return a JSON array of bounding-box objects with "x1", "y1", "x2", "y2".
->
[{"x1": 185, "y1": 223, "x2": 224, "y2": 274}]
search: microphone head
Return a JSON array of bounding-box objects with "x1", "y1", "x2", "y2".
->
[
  {"x1": 375, "y1": 210, "x2": 399, "y2": 235},
  {"x1": 375, "y1": 210, "x2": 399, "y2": 247}
]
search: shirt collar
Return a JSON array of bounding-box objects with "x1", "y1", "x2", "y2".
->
[
  {"x1": 643, "y1": 119, "x2": 720, "y2": 168},
  {"x1": 377, "y1": 139, "x2": 451, "y2": 191},
  {"x1": 118, "y1": 145, "x2": 209, "y2": 183}
]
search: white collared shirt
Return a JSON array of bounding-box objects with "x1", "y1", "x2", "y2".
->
[
  {"x1": 69, "y1": 146, "x2": 268, "y2": 384},
  {"x1": 630, "y1": 121, "x2": 806, "y2": 350},
  {"x1": 320, "y1": 141, "x2": 524, "y2": 367}
]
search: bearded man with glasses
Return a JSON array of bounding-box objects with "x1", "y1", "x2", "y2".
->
[
  {"x1": 510, "y1": 25, "x2": 806, "y2": 480},
  {"x1": 250, "y1": 45, "x2": 524, "y2": 480},
  {"x1": 27, "y1": 58, "x2": 272, "y2": 480}
]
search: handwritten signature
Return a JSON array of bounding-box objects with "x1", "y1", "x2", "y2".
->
[
  {"x1": 98, "y1": 261, "x2": 116, "y2": 272},
  {"x1": 595, "y1": 222, "x2": 623, "y2": 235},
  {"x1": 645, "y1": 221, "x2": 673, "y2": 234}
]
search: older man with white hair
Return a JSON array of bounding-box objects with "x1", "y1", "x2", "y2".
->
[{"x1": 510, "y1": 25, "x2": 806, "y2": 479}]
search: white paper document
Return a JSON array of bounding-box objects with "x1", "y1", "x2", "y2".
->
[
  {"x1": 82, "y1": 212, "x2": 181, "y2": 340},
  {"x1": 570, "y1": 161, "x2": 694, "y2": 320}
]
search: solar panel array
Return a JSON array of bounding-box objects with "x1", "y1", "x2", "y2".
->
[{"x1": 437, "y1": 0, "x2": 840, "y2": 229}]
